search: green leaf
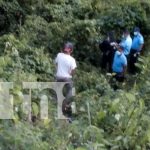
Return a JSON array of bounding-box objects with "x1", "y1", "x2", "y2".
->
[{"x1": 32, "y1": 102, "x2": 39, "y2": 116}]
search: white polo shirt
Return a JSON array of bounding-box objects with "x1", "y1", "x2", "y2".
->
[{"x1": 55, "y1": 52, "x2": 77, "y2": 78}]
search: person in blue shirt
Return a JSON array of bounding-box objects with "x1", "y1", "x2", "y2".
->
[
  {"x1": 129, "y1": 27, "x2": 144, "y2": 74},
  {"x1": 120, "y1": 29, "x2": 132, "y2": 59},
  {"x1": 112, "y1": 45, "x2": 127, "y2": 82}
]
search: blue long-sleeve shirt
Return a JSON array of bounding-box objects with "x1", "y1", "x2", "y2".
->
[
  {"x1": 120, "y1": 35, "x2": 132, "y2": 56},
  {"x1": 131, "y1": 33, "x2": 144, "y2": 52}
]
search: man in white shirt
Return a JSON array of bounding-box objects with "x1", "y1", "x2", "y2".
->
[
  {"x1": 55, "y1": 43, "x2": 77, "y2": 80},
  {"x1": 55, "y1": 42, "x2": 77, "y2": 117}
]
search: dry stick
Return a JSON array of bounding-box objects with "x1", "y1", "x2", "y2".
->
[{"x1": 87, "y1": 102, "x2": 91, "y2": 126}]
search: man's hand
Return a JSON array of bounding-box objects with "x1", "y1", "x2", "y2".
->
[{"x1": 70, "y1": 69, "x2": 75, "y2": 76}]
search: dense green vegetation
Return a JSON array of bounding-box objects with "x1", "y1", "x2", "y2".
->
[{"x1": 0, "y1": 0, "x2": 150, "y2": 149}]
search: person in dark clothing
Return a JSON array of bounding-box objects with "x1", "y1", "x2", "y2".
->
[{"x1": 99, "y1": 31, "x2": 117, "y2": 73}]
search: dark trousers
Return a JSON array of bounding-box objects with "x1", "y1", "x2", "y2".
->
[
  {"x1": 101, "y1": 52, "x2": 114, "y2": 73},
  {"x1": 125, "y1": 54, "x2": 129, "y2": 62},
  {"x1": 129, "y1": 49, "x2": 139, "y2": 74},
  {"x1": 114, "y1": 73, "x2": 125, "y2": 82},
  {"x1": 101, "y1": 54, "x2": 108, "y2": 69},
  {"x1": 110, "y1": 72, "x2": 125, "y2": 90},
  {"x1": 56, "y1": 77, "x2": 73, "y2": 117}
]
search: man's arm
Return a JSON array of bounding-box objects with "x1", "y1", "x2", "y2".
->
[
  {"x1": 138, "y1": 35, "x2": 144, "y2": 52},
  {"x1": 70, "y1": 59, "x2": 77, "y2": 76},
  {"x1": 70, "y1": 69, "x2": 76, "y2": 76},
  {"x1": 138, "y1": 44, "x2": 144, "y2": 52}
]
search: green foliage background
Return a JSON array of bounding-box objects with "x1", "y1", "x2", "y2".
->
[{"x1": 0, "y1": 0, "x2": 150, "y2": 149}]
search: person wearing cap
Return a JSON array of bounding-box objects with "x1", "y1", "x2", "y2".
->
[
  {"x1": 112, "y1": 45, "x2": 127, "y2": 82},
  {"x1": 129, "y1": 27, "x2": 144, "y2": 73},
  {"x1": 99, "y1": 31, "x2": 117, "y2": 72},
  {"x1": 55, "y1": 42, "x2": 77, "y2": 117},
  {"x1": 119, "y1": 29, "x2": 132, "y2": 60}
]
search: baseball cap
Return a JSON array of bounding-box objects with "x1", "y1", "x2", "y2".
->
[{"x1": 134, "y1": 27, "x2": 140, "y2": 32}]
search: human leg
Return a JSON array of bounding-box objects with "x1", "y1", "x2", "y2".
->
[{"x1": 56, "y1": 78, "x2": 73, "y2": 117}]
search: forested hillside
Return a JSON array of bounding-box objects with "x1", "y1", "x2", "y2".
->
[{"x1": 0, "y1": 0, "x2": 150, "y2": 149}]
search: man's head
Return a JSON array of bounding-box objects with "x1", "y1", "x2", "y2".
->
[
  {"x1": 107, "y1": 31, "x2": 115, "y2": 42},
  {"x1": 63, "y1": 42, "x2": 73, "y2": 54},
  {"x1": 116, "y1": 45, "x2": 123, "y2": 56},
  {"x1": 134, "y1": 27, "x2": 140, "y2": 36},
  {"x1": 134, "y1": 27, "x2": 140, "y2": 32},
  {"x1": 123, "y1": 29, "x2": 130, "y2": 38}
]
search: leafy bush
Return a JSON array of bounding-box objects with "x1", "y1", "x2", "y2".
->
[
  {"x1": 0, "y1": 121, "x2": 49, "y2": 150},
  {"x1": 0, "y1": 0, "x2": 150, "y2": 149},
  {"x1": 100, "y1": 2, "x2": 147, "y2": 35},
  {"x1": 0, "y1": 0, "x2": 25, "y2": 34}
]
